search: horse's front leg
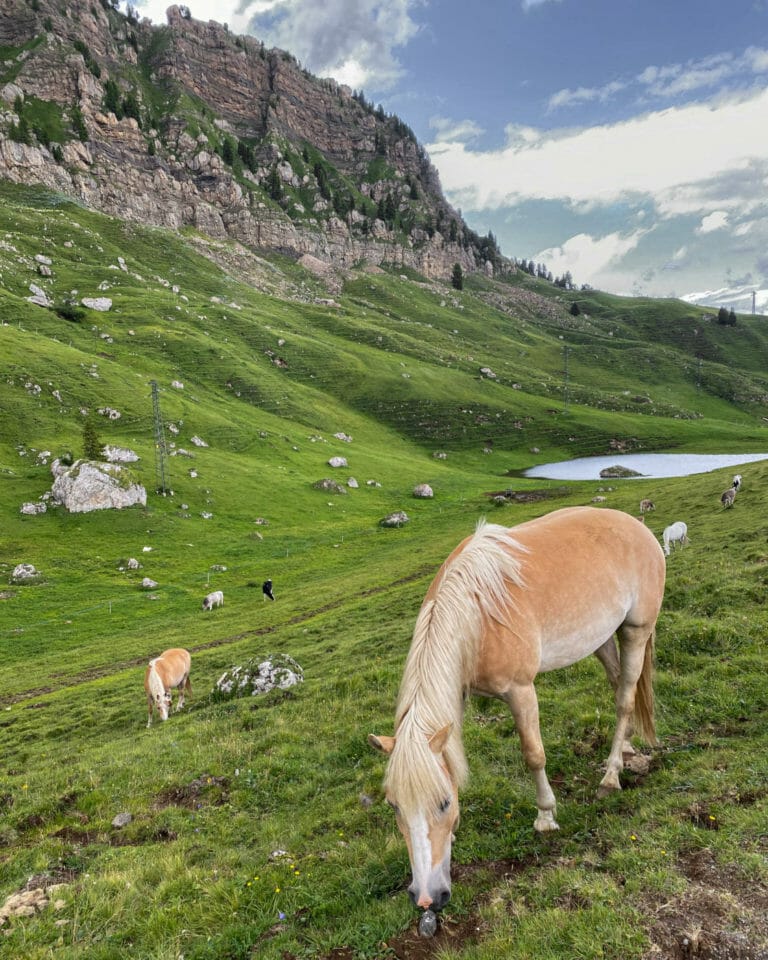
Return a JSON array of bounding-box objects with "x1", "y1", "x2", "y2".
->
[{"x1": 504, "y1": 683, "x2": 559, "y2": 832}]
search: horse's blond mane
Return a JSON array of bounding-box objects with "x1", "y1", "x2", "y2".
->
[
  {"x1": 147, "y1": 658, "x2": 165, "y2": 700},
  {"x1": 384, "y1": 520, "x2": 525, "y2": 815}
]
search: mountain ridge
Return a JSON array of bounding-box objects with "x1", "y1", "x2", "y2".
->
[{"x1": 0, "y1": 0, "x2": 508, "y2": 283}]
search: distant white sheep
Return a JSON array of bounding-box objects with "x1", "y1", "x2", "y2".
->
[
  {"x1": 662, "y1": 521, "x2": 689, "y2": 557},
  {"x1": 202, "y1": 590, "x2": 224, "y2": 611}
]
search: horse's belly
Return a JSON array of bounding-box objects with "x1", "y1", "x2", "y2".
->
[{"x1": 536, "y1": 604, "x2": 627, "y2": 672}]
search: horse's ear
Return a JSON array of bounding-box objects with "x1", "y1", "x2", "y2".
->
[
  {"x1": 368, "y1": 733, "x2": 395, "y2": 754},
  {"x1": 428, "y1": 724, "x2": 453, "y2": 754}
]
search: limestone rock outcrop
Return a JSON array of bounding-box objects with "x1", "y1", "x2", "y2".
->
[
  {"x1": 50, "y1": 458, "x2": 146, "y2": 513},
  {"x1": 0, "y1": 0, "x2": 511, "y2": 284}
]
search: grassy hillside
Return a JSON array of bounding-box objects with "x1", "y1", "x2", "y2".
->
[{"x1": 0, "y1": 182, "x2": 767, "y2": 959}]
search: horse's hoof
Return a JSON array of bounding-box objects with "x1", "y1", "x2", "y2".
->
[
  {"x1": 534, "y1": 810, "x2": 560, "y2": 832},
  {"x1": 596, "y1": 781, "x2": 621, "y2": 799}
]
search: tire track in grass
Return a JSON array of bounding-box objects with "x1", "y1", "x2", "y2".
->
[{"x1": 0, "y1": 566, "x2": 433, "y2": 707}]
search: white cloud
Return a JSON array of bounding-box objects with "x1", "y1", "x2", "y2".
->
[
  {"x1": 521, "y1": 0, "x2": 563, "y2": 10},
  {"x1": 547, "y1": 80, "x2": 625, "y2": 111},
  {"x1": 237, "y1": 0, "x2": 422, "y2": 90},
  {"x1": 426, "y1": 87, "x2": 768, "y2": 219},
  {"x1": 548, "y1": 46, "x2": 768, "y2": 113},
  {"x1": 533, "y1": 230, "x2": 649, "y2": 283},
  {"x1": 697, "y1": 211, "x2": 729, "y2": 234},
  {"x1": 428, "y1": 116, "x2": 484, "y2": 143}
]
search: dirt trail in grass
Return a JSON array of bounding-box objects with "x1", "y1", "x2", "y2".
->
[{"x1": 0, "y1": 567, "x2": 433, "y2": 707}]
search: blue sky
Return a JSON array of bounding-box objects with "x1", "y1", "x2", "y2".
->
[{"x1": 128, "y1": 0, "x2": 768, "y2": 302}]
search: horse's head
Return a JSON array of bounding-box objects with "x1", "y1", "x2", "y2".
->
[
  {"x1": 154, "y1": 689, "x2": 172, "y2": 720},
  {"x1": 369, "y1": 724, "x2": 459, "y2": 911}
]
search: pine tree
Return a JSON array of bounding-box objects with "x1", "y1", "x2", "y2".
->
[
  {"x1": 451, "y1": 263, "x2": 464, "y2": 291},
  {"x1": 82, "y1": 417, "x2": 103, "y2": 461},
  {"x1": 267, "y1": 166, "x2": 283, "y2": 201},
  {"x1": 221, "y1": 136, "x2": 236, "y2": 166}
]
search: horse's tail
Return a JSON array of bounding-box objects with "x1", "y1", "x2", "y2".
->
[{"x1": 633, "y1": 627, "x2": 657, "y2": 746}]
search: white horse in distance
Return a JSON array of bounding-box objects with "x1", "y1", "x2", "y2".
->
[{"x1": 662, "y1": 521, "x2": 689, "y2": 556}]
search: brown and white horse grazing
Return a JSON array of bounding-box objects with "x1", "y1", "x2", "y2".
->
[
  {"x1": 145, "y1": 648, "x2": 192, "y2": 727},
  {"x1": 369, "y1": 507, "x2": 665, "y2": 912},
  {"x1": 639, "y1": 498, "x2": 655, "y2": 514}
]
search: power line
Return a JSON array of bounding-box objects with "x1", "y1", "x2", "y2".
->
[{"x1": 150, "y1": 380, "x2": 170, "y2": 495}]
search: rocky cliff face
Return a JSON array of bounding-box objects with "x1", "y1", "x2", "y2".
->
[{"x1": 0, "y1": 0, "x2": 508, "y2": 282}]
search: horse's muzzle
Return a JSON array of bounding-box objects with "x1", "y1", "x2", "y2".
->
[{"x1": 409, "y1": 885, "x2": 450, "y2": 911}]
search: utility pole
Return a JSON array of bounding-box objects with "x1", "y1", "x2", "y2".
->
[
  {"x1": 753, "y1": 291, "x2": 757, "y2": 315},
  {"x1": 150, "y1": 380, "x2": 170, "y2": 495}
]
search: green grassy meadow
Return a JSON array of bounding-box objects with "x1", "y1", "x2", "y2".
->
[{"x1": 1, "y1": 183, "x2": 767, "y2": 958}]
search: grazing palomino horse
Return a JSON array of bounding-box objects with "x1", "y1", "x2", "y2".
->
[
  {"x1": 721, "y1": 488, "x2": 736, "y2": 509},
  {"x1": 369, "y1": 507, "x2": 665, "y2": 912},
  {"x1": 662, "y1": 521, "x2": 689, "y2": 556},
  {"x1": 145, "y1": 648, "x2": 192, "y2": 727},
  {"x1": 639, "y1": 498, "x2": 655, "y2": 514}
]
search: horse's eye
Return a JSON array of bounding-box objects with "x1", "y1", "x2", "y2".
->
[{"x1": 439, "y1": 797, "x2": 451, "y2": 814}]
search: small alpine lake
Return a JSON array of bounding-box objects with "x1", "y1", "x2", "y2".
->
[{"x1": 524, "y1": 451, "x2": 768, "y2": 481}]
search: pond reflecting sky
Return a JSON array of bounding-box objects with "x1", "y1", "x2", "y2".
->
[{"x1": 524, "y1": 452, "x2": 768, "y2": 481}]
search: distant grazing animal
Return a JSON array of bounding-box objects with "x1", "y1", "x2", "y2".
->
[
  {"x1": 732, "y1": 474, "x2": 742, "y2": 491},
  {"x1": 639, "y1": 499, "x2": 655, "y2": 514},
  {"x1": 662, "y1": 521, "x2": 689, "y2": 556},
  {"x1": 721, "y1": 488, "x2": 736, "y2": 508},
  {"x1": 369, "y1": 507, "x2": 665, "y2": 913},
  {"x1": 202, "y1": 589, "x2": 224, "y2": 611},
  {"x1": 145, "y1": 648, "x2": 191, "y2": 727}
]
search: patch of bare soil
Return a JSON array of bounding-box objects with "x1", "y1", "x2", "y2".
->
[
  {"x1": 154, "y1": 773, "x2": 229, "y2": 810},
  {"x1": 487, "y1": 486, "x2": 569, "y2": 504},
  {"x1": 305, "y1": 844, "x2": 768, "y2": 960},
  {"x1": 305, "y1": 859, "x2": 527, "y2": 960},
  {"x1": 644, "y1": 848, "x2": 768, "y2": 959}
]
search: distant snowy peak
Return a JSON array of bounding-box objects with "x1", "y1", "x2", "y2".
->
[{"x1": 680, "y1": 285, "x2": 768, "y2": 316}]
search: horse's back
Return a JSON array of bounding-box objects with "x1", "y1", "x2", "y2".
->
[
  {"x1": 512, "y1": 507, "x2": 662, "y2": 567},
  {"x1": 155, "y1": 648, "x2": 191, "y2": 683},
  {"x1": 473, "y1": 508, "x2": 665, "y2": 679}
]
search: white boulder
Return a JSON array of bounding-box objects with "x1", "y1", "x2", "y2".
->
[{"x1": 50, "y1": 459, "x2": 146, "y2": 513}]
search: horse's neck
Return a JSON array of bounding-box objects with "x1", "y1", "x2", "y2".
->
[{"x1": 148, "y1": 660, "x2": 167, "y2": 695}]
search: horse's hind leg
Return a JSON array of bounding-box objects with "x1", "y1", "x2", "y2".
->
[
  {"x1": 597, "y1": 623, "x2": 651, "y2": 798},
  {"x1": 504, "y1": 682, "x2": 559, "y2": 832},
  {"x1": 175, "y1": 672, "x2": 192, "y2": 711},
  {"x1": 594, "y1": 638, "x2": 635, "y2": 755}
]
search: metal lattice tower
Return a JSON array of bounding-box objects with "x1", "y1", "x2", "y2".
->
[{"x1": 150, "y1": 380, "x2": 170, "y2": 495}]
